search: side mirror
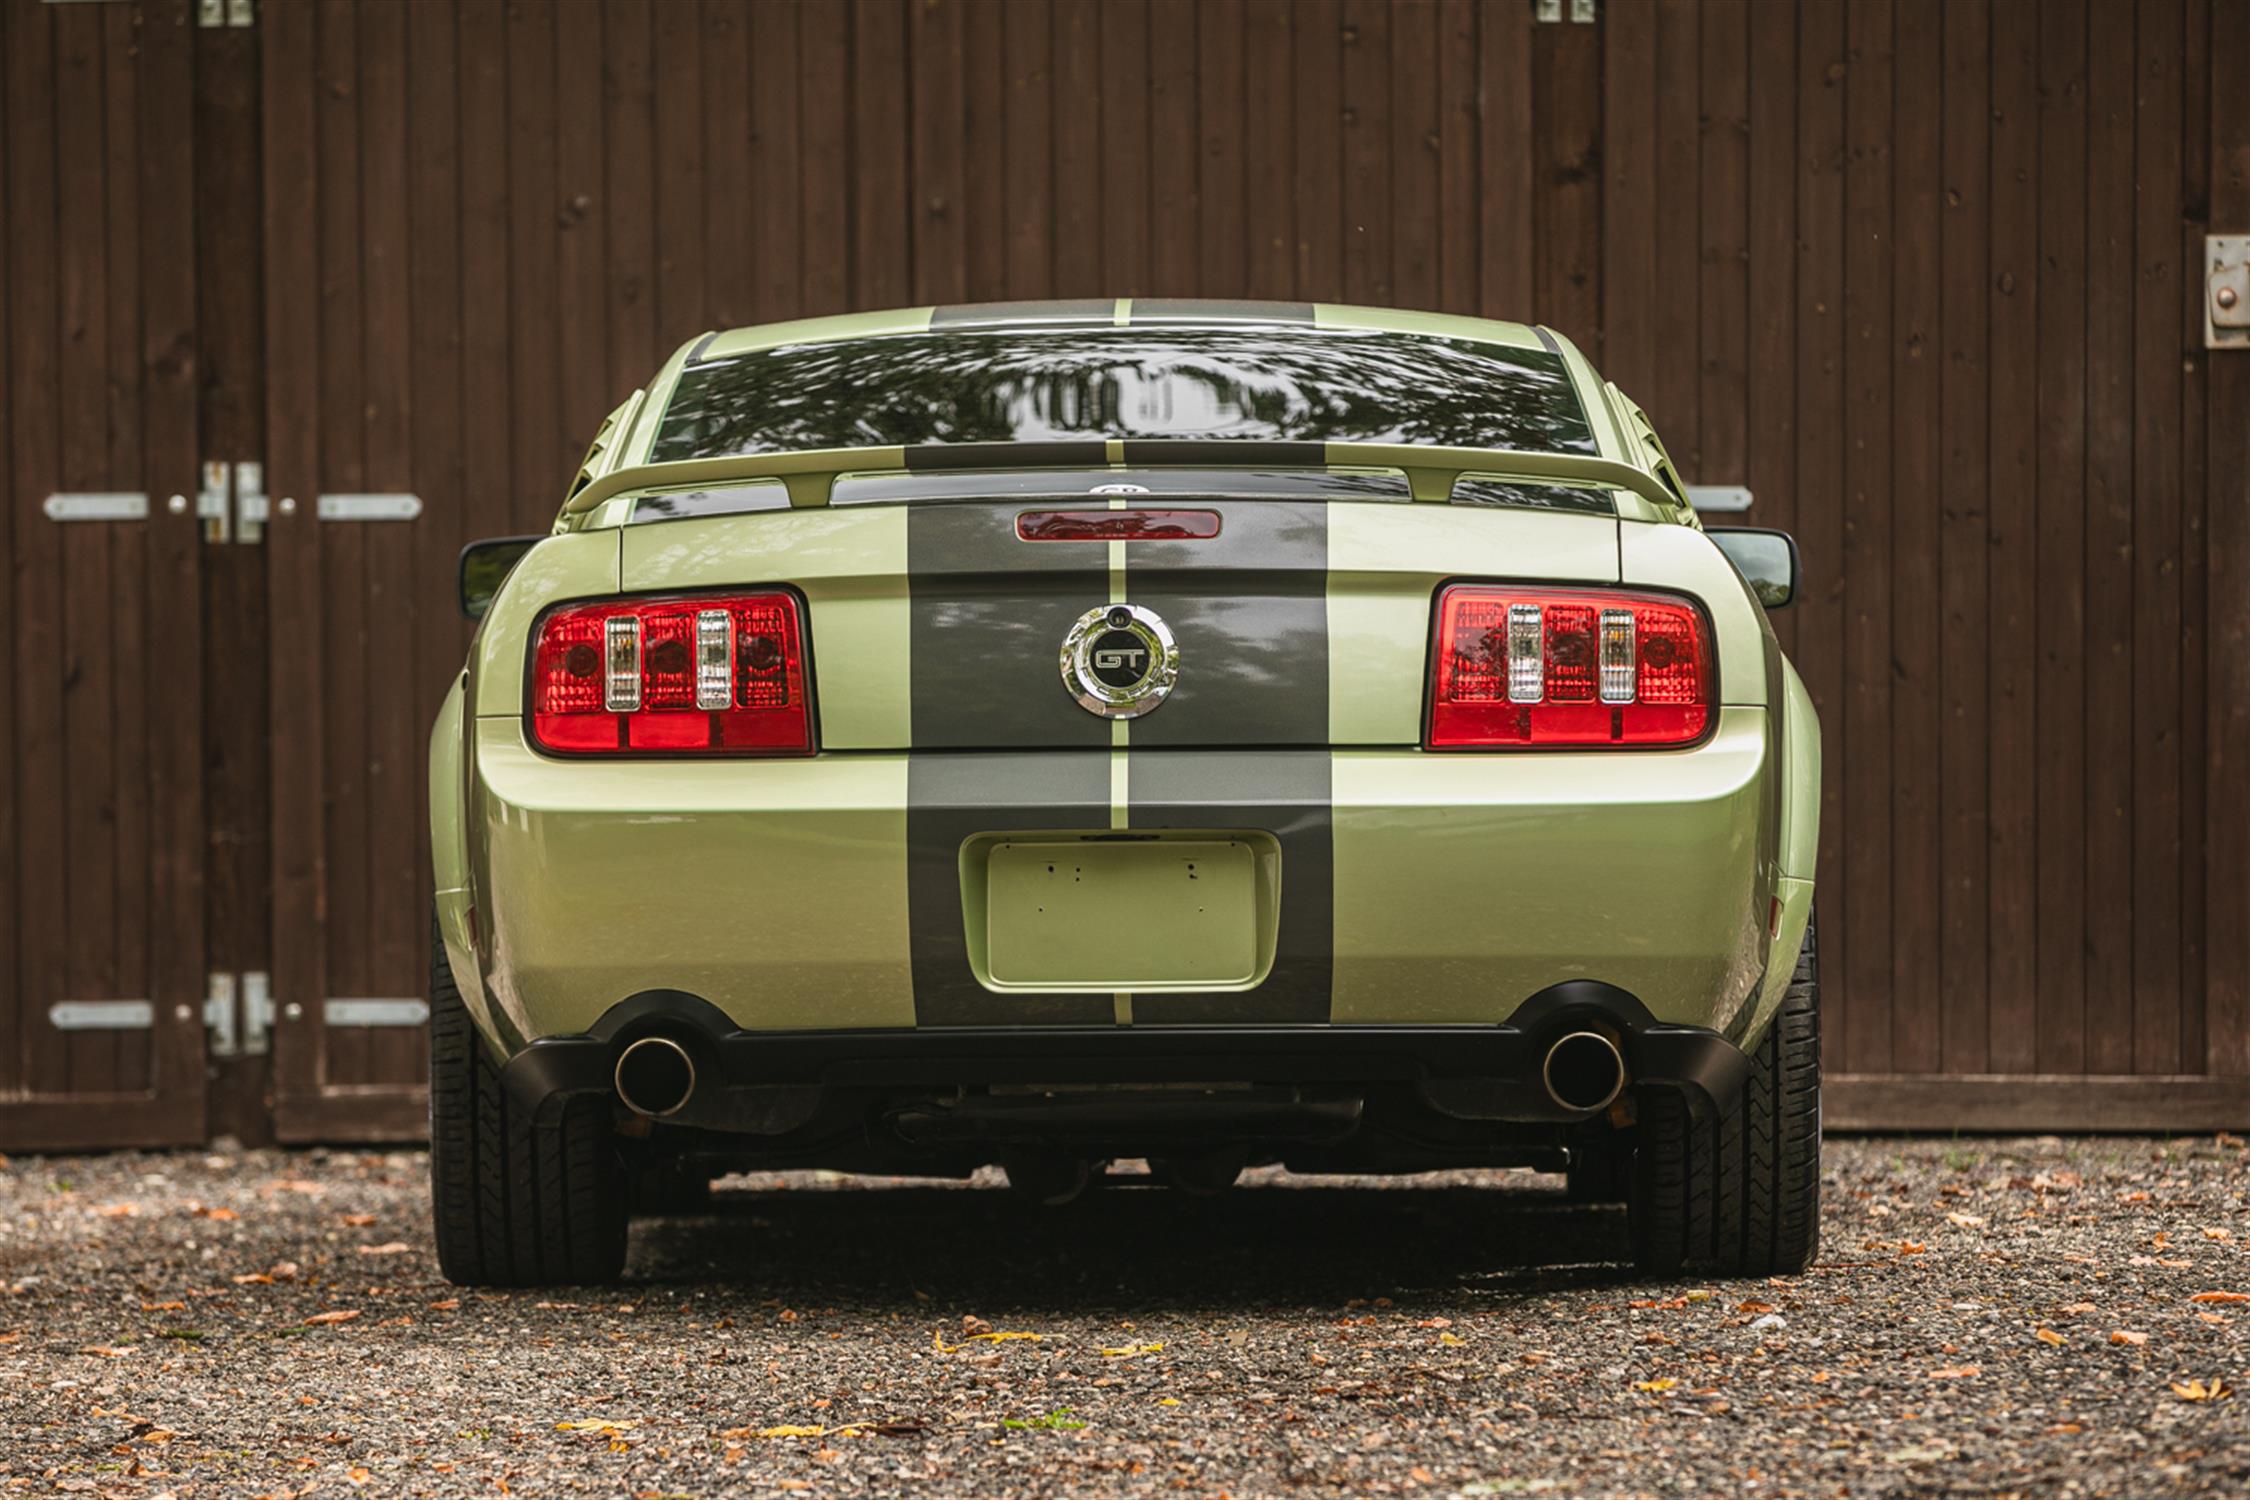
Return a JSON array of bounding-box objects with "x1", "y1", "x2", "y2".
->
[
  {"x1": 1706, "y1": 527, "x2": 1799, "y2": 610},
  {"x1": 458, "y1": 535, "x2": 541, "y2": 620}
]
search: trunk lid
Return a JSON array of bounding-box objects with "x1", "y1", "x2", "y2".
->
[{"x1": 616, "y1": 495, "x2": 1621, "y2": 751}]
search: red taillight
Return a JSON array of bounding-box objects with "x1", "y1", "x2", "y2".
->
[
  {"x1": 1015, "y1": 509, "x2": 1222, "y2": 542},
  {"x1": 530, "y1": 591, "x2": 812, "y2": 755},
  {"x1": 1426, "y1": 584, "x2": 1713, "y2": 749}
]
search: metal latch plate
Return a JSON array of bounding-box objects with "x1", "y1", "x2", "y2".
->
[{"x1": 2209, "y1": 235, "x2": 2250, "y2": 350}]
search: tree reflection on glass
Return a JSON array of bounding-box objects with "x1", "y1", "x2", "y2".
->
[{"x1": 652, "y1": 326, "x2": 1598, "y2": 463}]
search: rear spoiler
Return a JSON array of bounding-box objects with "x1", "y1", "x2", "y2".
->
[{"x1": 558, "y1": 440, "x2": 1681, "y2": 522}]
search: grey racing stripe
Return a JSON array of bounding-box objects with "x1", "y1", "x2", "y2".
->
[
  {"x1": 1124, "y1": 500, "x2": 1328, "y2": 748},
  {"x1": 1129, "y1": 298, "x2": 1317, "y2": 325},
  {"x1": 930, "y1": 300, "x2": 1114, "y2": 327},
  {"x1": 907, "y1": 753, "x2": 1115, "y2": 1028},
  {"x1": 1126, "y1": 750, "x2": 1333, "y2": 1025},
  {"x1": 1118, "y1": 440, "x2": 1326, "y2": 469},
  {"x1": 905, "y1": 441, "x2": 1108, "y2": 471},
  {"x1": 907, "y1": 501, "x2": 1115, "y2": 1026},
  {"x1": 906, "y1": 501, "x2": 1110, "y2": 751}
]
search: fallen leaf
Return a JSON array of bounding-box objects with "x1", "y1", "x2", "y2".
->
[
  {"x1": 557, "y1": 1419, "x2": 638, "y2": 1435},
  {"x1": 2203, "y1": 1227, "x2": 2232, "y2": 1242},
  {"x1": 192, "y1": 1205, "x2": 239, "y2": 1222},
  {"x1": 1100, "y1": 1342, "x2": 1163, "y2": 1358},
  {"x1": 1438, "y1": 1332, "x2": 1467, "y2": 1347},
  {"x1": 79, "y1": 1345, "x2": 134, "y2": 1358},
  {"x1": 2188, "y1": 1291, "x2": 2247, "y2": 1305},
  {"x1": 1928, "y1": 1365, "x2": 1982, "y2": 1380},
  {"x1": 1898, "y1": 1241, "x2": 1927, "y2": 1256},
  {"x1": 93, "y1": 1204, "x2": 138, "y2": 1219},
  {"x1": 1946, "y1": 1212, "x2": 1986, "y2": 1228},
  {"x1": 1633, "y1": 1378, "x2": 1678, "y2": 1393},
  {"x1": 2035, "y1": 1328, "x2": 2067, "y2": 1346},
  {"x1": 355, "y1": 1242, "x2": 411, "y2": 1256},
  {"x1": 142, "y1": 1301, "x2": 186, "y2": 1313},
  {"x1": 232, "y1": 1273, "x2": 273, "y2": 1286},
  {"x1": 340, "y1": 1213, "x2": 377, "y2": 1228},
  {"x1": 2171, "y1": 1377, "x2": 2233, "y2": 1403},
  {"x1": 2108, "y1": 1330, "x2": 2148, "y2": 1347},
  {"x1": 347, "y1": 1467, "x2": 370, "y2": 1485},
  {"x1": 933, "y1": 1329, "x2": 1045, "y2": 1354},
  {"x1": 2059, "y1": 1302, "x2": 2098, "y2": 1316},
  {"x1": 303, "y1": 1310, "x2": 361, "y2": 1327},
  {"x1": 429, "y1": 1299, "x2": 461, "y2": 1311}
]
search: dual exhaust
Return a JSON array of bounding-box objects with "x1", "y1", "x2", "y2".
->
[{"x1": 618, "y1": 1024, "x2": 1622, "y2": 1120}]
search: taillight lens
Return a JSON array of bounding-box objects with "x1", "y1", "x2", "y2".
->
[
  {"x1": 531, "y1": 591, "x2": 812, "y2": 754},
  {"x1": 1427, "y1": 584, "x2": 1713, "y2": 749}
]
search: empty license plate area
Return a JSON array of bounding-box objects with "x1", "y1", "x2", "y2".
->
[{"x1": 968, "y1": 833, "x2": 1280, "y2": 992}]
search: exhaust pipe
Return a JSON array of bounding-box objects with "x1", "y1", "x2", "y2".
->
[
  {"x1": 1542, "y1": 1030, "x2": 1627, "y2": 1113},
  {"x1": 614, "y1": 1035, "x2": 697, "y2": 1118}
]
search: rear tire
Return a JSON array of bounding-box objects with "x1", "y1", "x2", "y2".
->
[
  {"x1": 1628, "y1": 909, "x2": 1822, "y2": 1277},
  {"x1": 429, "y1": 919, "x2": 629, "y2": 1286}
]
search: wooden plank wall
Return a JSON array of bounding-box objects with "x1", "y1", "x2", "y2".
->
[{"x1": 0, "y1": 0, "x2": 2241, "y2": 1141}]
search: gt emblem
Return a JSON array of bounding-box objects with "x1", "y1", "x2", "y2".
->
[{"x1": 1061, "y1": 603, "x2": 1179, "y2": 720}]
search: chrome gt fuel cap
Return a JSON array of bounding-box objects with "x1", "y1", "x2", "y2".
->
[{"x1": 1060, "y1": 602, "x2": 1178, "y2": 719}]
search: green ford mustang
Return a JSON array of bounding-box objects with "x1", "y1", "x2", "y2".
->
[{"x1": 428, "y1": 299, "x2": 1822, "y2": 1286}]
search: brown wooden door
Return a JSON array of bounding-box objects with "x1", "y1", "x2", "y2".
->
[
  {"x1": 0, "y1": 0, "x2": 207, "y2": 1150},
  {"x1": 253, "y1": 0, "x2": 452, "y2": 1141}
]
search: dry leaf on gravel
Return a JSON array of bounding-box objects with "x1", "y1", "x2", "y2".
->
[
  {"x1": 556, "y1": 1419, "x2": 637, "y2": 1435},
  {"x1": 79, "y1": 1345, "x2": 134, "y2": 1358},
  {"x1": 355, "y1": 1242, "x2": 411, "y2": 1256},
  {"x1": 1928, "y1": 1365, "x2": 1982, "y2": 1380},
  {"x1": 2171, "y1": 1378, "x2": 2233, "y2": 1402},
  {"x1": 340, "y1": 1213, "x2": 377, "y2": 1227},
  {"x1": 2108, "y1": 1330, "x2": 2148, "y2": 1346},
  {"x1": 2035, "y1": 1328, "x2": 2067, "y2": 1346},
  {"x1": 93, "y1": 1204, "x2": 138, "y2": 1218},
  {"x1": 1946, "y1": 1213, "x2": 1986, "y2": 1228},
  {"x1": 2187, "y1": 1291, "x2": 2246, "y2": 1304},
  {"x1": 1633, "y1": 1378, "x2": 1677, "y2": 1393},
  {"x1": 1100, "y1": 1342, "x2": 1163, "y2": 1358},
  {"x1": 303, "y1": 1310, "x2": 361, "y2": 1326},
  {"x1": 933, "y1": 1329, "x2": 1044, "y2": 1353}
]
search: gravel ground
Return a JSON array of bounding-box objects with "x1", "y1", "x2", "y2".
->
[{"x1": 1, "y1": 1135, "x2": 2244, "y2": 1498}]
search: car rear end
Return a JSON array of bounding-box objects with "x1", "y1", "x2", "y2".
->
[{"x1": 426, "y1": 302, "x2": 1822, "y2": 1285}]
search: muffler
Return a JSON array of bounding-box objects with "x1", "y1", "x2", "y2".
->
[
  {"x1": 614, "y1": 1035, "x2": 697, "y2": 1118},
  {"x1": 1541, "y1": 1030, "x2": 1627, "y2": 1113}
]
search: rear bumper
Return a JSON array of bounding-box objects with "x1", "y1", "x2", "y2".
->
[
  {"x1": 457, "y1": 707, "x2": 1778, "y2": 1045},
  {"x1": 499, "y1": 979, "x2": 1753, "y2": 1135}
]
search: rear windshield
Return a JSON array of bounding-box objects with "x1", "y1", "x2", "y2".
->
[{"x1": 649, "y1": 326, "x2": 1597, "y2": 462}]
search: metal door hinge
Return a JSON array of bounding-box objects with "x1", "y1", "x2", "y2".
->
[
  {"x1": 49, "y1": 999, "x2": 156, "y2": 1031},
  {"x1": 196, "y1": 0, "x2": 253, "y2": 27},
  {"x1": 2208, "y1": 235, "x2": 2250, "y2": 350},
  {"x1": 43, "y1": 492, "x2": 150, "y2": 522},
  {"x1": 325, "y1": 998, "x2": 432, "y2": 1028}
]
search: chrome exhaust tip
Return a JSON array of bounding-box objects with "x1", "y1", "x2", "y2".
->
[
  {"x1": 1542, "y1": 1029, "x2": 1627, "y2": 1114},
  {"x1": 614, "y1": 1035, "x2": 697, "y2": 1118}
]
